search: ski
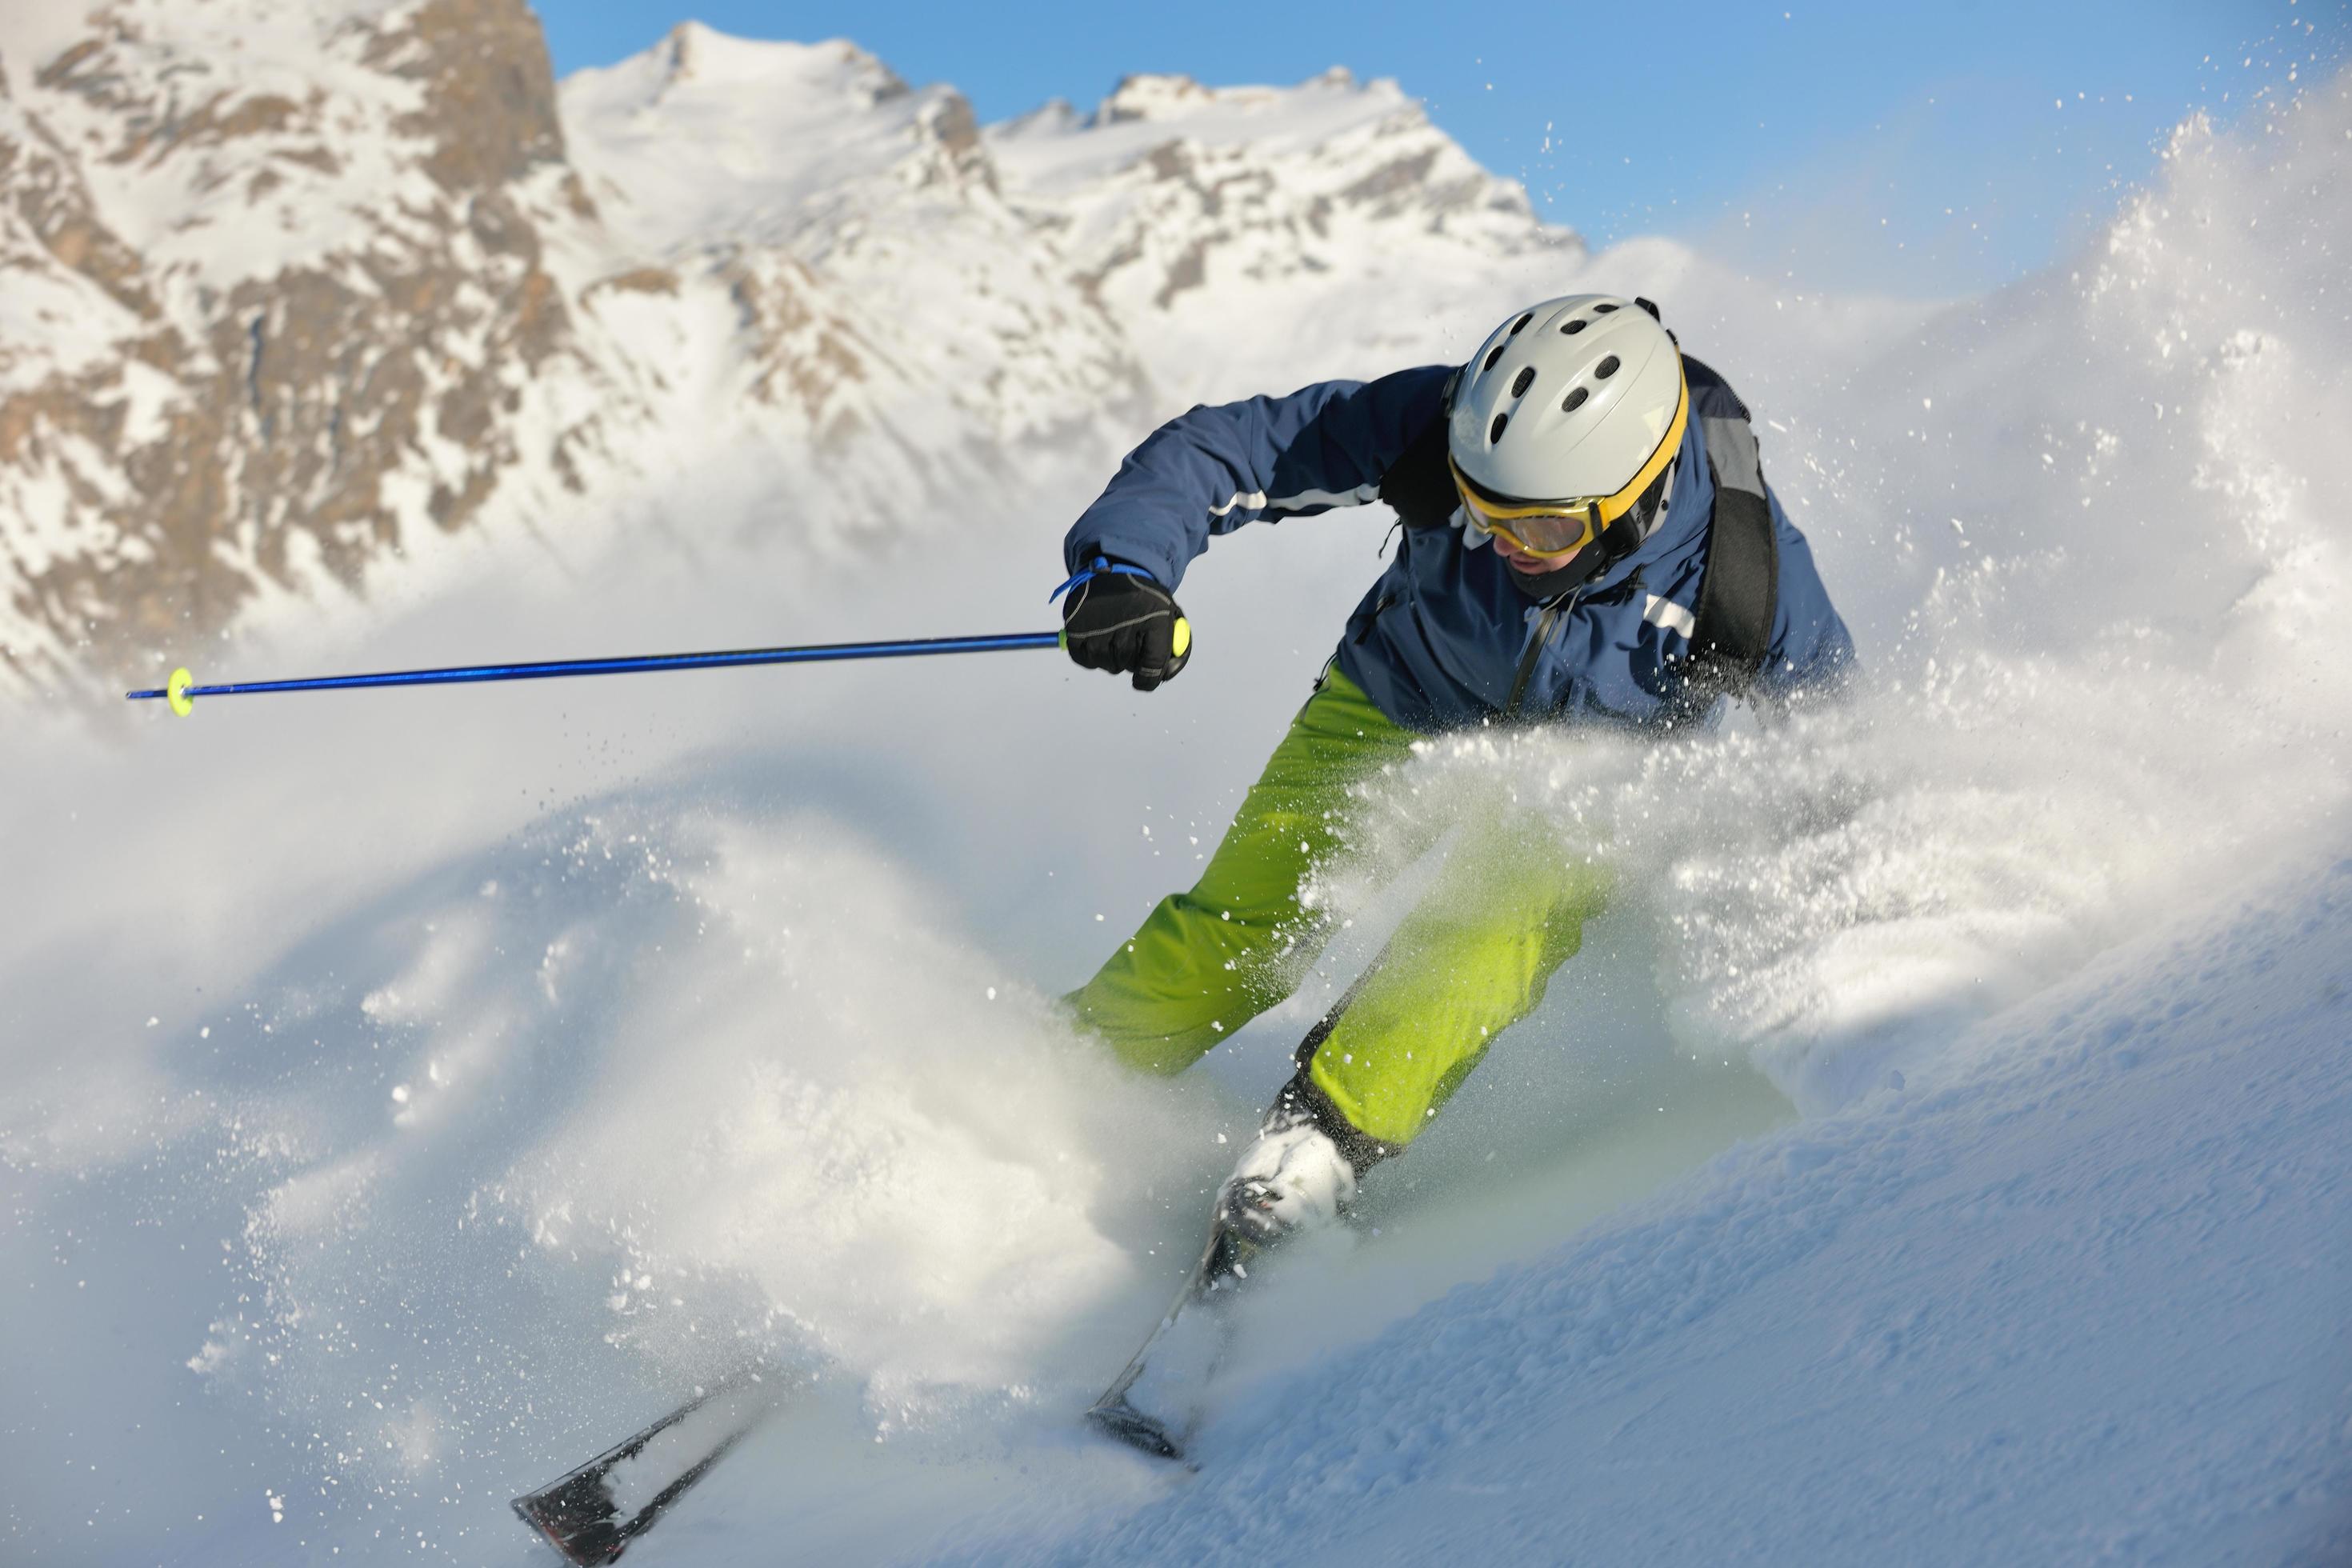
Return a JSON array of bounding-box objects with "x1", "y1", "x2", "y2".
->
[
  {"x1": 1085, "y1": 1219, "x2": 1257, "y2": 1465},
  {"x1": 512, "y1": 1370, "x2": 790, "y2": 1565}
]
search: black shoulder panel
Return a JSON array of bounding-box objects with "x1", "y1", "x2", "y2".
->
[{"x1": 1378, "y1": 408, "x2": 1459, "y2": 530}]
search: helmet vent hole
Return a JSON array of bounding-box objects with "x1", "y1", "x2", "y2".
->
[
  {"x1": 1510, "y1": 366, "x2": 1536, "y2": 398},
  {"x1": 1562, "y1": 318, "x2": 1586, "y2": 334},
  {"x1": 1482, "y1": 343, "x2": 1507, "y2": 372},
  {"x1": 1489, "y1": 412, "x2": 1509, "y2": 444},
  {"x1": 1594, "y1": 302, "x2": 1618, "y2": 314},
  {"x1": 1509, "y1": 312, "x2": 1533, "y2": 335},
  {"x1": 1562, "y1": 386, "x2": 1590, "y2": 413},
  {"x1": 1594, "y1": 355, "x2": 1621, "y2": 379}
]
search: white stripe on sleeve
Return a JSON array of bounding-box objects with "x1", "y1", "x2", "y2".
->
[{"x1": 1207, "y1": 482, "x2": 1383, "y2": 520}]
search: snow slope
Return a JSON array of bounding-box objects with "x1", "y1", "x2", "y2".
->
[
  {"x1": 993, "y1": 846, "x2": 2352, "y2": 1566},
  {"x1": 0, "y1": 38, "x2": 2347, "y2": 1568}
]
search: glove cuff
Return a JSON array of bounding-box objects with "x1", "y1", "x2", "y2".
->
[{"x1": 1049, "y1": 556, "x2": 1158, "y2": 603}]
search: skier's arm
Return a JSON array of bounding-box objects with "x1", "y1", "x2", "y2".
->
[
  {"x1": 1064, "y1": 364, "x2": 1454, "y2": 590},
  {"x1": 1757, "y1": 486, "x2": 1860, "y2": 701}
]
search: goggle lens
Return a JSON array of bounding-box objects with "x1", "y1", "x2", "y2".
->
[{"x1": 1452, "y1": 483, "x2": 1599, "y2": 558}]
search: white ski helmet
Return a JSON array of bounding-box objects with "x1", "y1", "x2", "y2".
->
[{"x1": 1447, "y1": 294, "x2": 1689, "y2": 563}]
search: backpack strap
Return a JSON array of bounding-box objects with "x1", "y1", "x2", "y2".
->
[{"x1": 1674, "y1": 354, "x2": 1779, "y2": 713}]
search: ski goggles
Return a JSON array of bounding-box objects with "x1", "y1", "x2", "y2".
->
[{"x1": 1448, "y1": 377, "x2": 1690, "y2": 558}]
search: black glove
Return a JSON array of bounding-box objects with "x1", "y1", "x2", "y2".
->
[{"x1": 1058, "y1": 559, "x2": 1192, "y2": 692}]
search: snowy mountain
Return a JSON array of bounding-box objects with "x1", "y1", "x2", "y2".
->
[{"x1": 0, "y1": 4, "x2": 1574, "y2": 691}]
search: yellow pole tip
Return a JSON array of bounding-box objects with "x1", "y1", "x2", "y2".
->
[
  {"x1": 166, "y1": 666, "x2": 195, "y2": 718},
  {"x1": 1171, "y1": 617, "x2": 1192, "y2": 659}
]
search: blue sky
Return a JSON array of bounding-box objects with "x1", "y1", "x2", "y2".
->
[{"x1": 537, "y1": 1, "x2": 2342, "y2": 295}]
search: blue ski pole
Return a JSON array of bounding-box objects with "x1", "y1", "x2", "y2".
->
[{"x1": 125, "y1": 628, "x2": 1096, "y2": 718}]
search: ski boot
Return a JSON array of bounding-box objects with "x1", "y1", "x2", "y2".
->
[
  {"x1": 1198, "y1": 1104, "x2": 1359, "y2": 1287},
  {"x1": 1087, "y1": 1083, "x2": 1371, "y2": 1460}
]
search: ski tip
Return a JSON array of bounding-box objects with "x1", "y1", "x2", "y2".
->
[
  {"x1": 1085, "y1": 1398, "x2": 1190, "y2": 1466},
  {"x1": 510, "y1": 1492, "x2": 626, "y2": 1566}
]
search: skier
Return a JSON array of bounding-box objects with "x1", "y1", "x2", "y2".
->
[{"x1": 1055, "y1": 295, "x2": 1855, "y2": 1287}]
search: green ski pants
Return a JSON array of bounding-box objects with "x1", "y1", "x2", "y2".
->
[{"x1": 1066, "y1": 670, "x2": 1610, "y2": 1150}]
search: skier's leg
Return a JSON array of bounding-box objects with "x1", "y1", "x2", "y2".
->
[
  {"x1": 1066, "y1": 670, "x2": 1415, "y2": 1075},
  {"x1": 1174, "y1": 814, "x2": 1605, "y2": 1281},
  {"x1": 1298, "y1": 812, "x2": 1610, "y2": 1152}
]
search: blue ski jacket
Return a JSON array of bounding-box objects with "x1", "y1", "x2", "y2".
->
[{"x1": 1063, "y1": 362, "x2": 1856, "y2": 735}]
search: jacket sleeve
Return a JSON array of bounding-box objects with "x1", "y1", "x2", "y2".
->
[
  {"x1": 1758, "y1": 485, "x2": 1859, "y2": 700},
  {"x1": 1064, "y1": 364, "x2": 1454, "y2": 589}
]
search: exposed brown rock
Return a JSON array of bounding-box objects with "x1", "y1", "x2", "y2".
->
[
  {"x1": 1338, "y1": 149, "x2": 1438, "y2": 206},
  {"x1": 589, "y1": 266, "x2": 682, "y2": 298},
  {"x1": 2, "y1": 94, "x2": 156, "y2": 318},
  {"x1": 1153, "y1": 238, "x2": 1211, "y2": 310},
  {"x1": 725, "y1": 256, "x2": 874, "y2": 439},
  {"x1": 370, "y1": 0, "x2": 566, "y2": 194}
]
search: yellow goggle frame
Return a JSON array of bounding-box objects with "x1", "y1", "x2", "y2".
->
[{"x1": 1449, "y1": 372, "x2": 1690, "y2": 559}]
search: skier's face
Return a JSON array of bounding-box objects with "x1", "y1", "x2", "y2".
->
[{"x1": 1493, "y1": 533, "x2": 1585, "y2": 574}]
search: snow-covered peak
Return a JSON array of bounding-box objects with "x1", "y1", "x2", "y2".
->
[
  {"x1": 992, "y1": 96, "x2": 1082, "y2": 142},
  {"x1": 576, "y1": 22, "x2": 909, "y2": 110},
  {"x1": 1004, "y1": 66, "x2": 1420, "y2": 190},
  {"x1": 989, "y1": 63, "x2": 1574, "y2": 401},
  {"x1": 1091, "y1": 66, "x2": 1368, "y2": 129},
  {"x1": 1093, "y1": 71, "x2": 1222, "y2": 124},
  {"x1": 562, "y1": 23, "x2": 981, "y2": 256}
]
